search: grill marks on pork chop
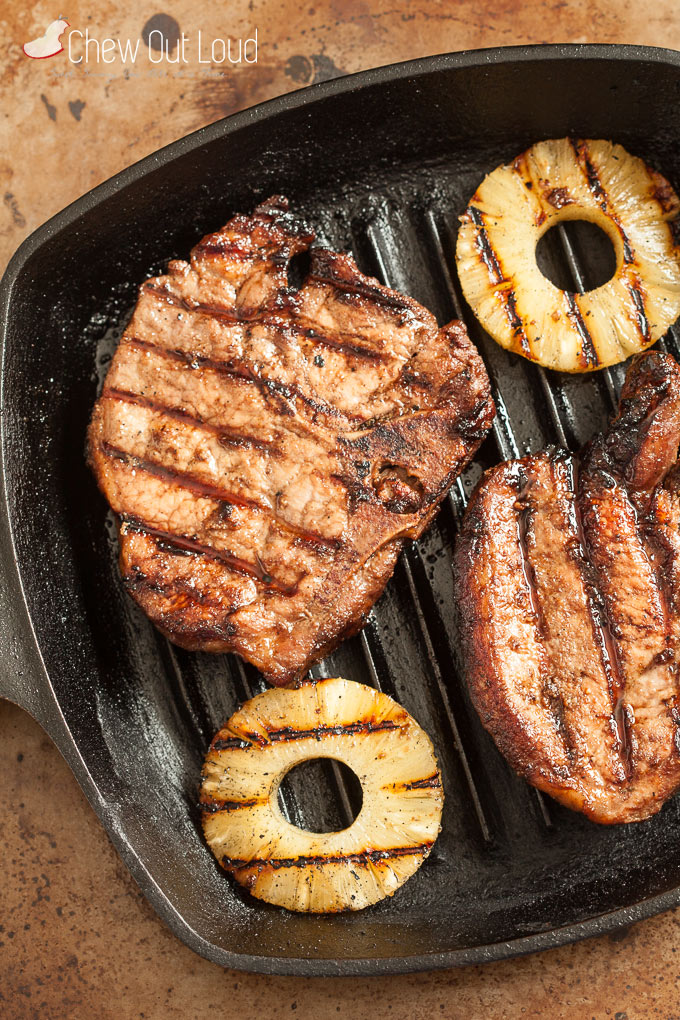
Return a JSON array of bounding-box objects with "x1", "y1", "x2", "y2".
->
[
  {"x1": 89, "y1": 196, "x2": 495, "y2": 684},
  {"x1": 456, "y1": 352, "x2": 680, "y2": 823},
  {"x1": 515, "y1": 453, "x2": 627, "y2": 790}
]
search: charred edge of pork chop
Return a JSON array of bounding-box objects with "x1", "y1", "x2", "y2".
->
[
  {"x1": 454, "y1": 457, "x2": 580, "y2": 799},
  {"x1": 193, "y1": 194, "x2": 316, "y2": 267},
  {"x1": 121, "y1": 531, "x2": 404, "y2": 684},
  {"x1": 585, "y1": 351, "x2": 680, "y2": 501},
  {"x1": 89, "y1": 196, "x2": 495, "y2": 684},
  {"x1": 456, "y1": 351, "x2": 680, "y2": 823}
]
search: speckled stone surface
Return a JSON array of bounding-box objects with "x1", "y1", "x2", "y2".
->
[{"x1": 3, "y1": 2, "x2": 680, "y2": 1017}]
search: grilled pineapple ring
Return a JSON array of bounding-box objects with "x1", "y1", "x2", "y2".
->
[
  {"x1": 456, "y1": 138, "x2": 680, "y2": 372},
  {"x1": 200, "y1": 677, "x2": 443, "y2": 913}
]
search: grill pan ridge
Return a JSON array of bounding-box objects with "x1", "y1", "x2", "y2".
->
[{"x1": 3, "y1": 44, "x2": 680, "y2": 975}]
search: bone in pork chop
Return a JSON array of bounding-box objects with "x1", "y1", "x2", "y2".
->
[
  {"x1": 455, "y1": 351, "x2": 680, "y2": 823},
  {"x1": 89, "y1": 197, "x2": 495, "y2": 685}
]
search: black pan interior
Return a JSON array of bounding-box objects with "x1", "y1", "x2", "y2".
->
[{"x1": 3, "y1": 46, "x2": 680, "y2": 974}]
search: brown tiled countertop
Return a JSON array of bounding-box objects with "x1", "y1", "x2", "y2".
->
[{"x1": 3, "y1": 2, "x2": 680, "y2": 1016}]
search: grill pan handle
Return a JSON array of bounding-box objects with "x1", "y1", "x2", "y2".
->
[{"x1": 0, "y1": 514, "x2": 55, "y2": 732}]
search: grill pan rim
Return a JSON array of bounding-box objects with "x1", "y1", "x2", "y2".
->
[
  {"x1": 2, "y1": 43, "x2": 680, "y2": 976},
  {"x1": 4, "y1": 41, "x2": 680, "y2": 286}
]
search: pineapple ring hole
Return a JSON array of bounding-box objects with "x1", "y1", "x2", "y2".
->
[
  {"x1": 277, "y1": 757, "x2": 364, "y2": 833},
  {"x1": 535, "y1": 219, "x2": 617, "y2": 293}
]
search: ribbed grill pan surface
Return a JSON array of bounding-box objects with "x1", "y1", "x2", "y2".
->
[{"x1": 3, "y1": 45, "x2": 680, "y2": 975}]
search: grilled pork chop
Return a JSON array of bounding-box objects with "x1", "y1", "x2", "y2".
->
[
  {"x1": 89, "y1": 197, "x2": 495, "y2": 685},
  {"x1": 456, "y1": 351, "x2": 680, "y2": 823}
]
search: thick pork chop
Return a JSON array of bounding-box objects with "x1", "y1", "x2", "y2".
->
[
  {"x1": 89, "y1": 197, "x2": 495, "y2": 685},
  {"x1": 455, "y1": 351, "x2": 680, "y2": 823}
]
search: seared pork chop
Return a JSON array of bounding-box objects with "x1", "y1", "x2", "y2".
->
[
  {"x1": 455, "y1": 351, "x2": 680, "y2": 823},
  {"x1": 89, "y1": 197, "x2": 494, "y2": 685}
]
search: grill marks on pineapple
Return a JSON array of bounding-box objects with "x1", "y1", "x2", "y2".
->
[
  {"x1": 563, "y1": 293, "x2": 600, "y2": 367},
  {"x1": 457, "y1": 138, "x2": 680, "y2": 372},
  {"x1": 570, "y1": 138, "x2": 654, "y2": 346},
  {"x1": 626, "y1": 276, "x2": 652, "y2": 343},
  {"x1": 207, "y1": 711, "x2": 419, "y2": 753},
  {"x1": 571, "y1": 139, "x2": 609, "y2": 213},
  {"x1": 205, "y1": 718, "x2": 404, "y2": 752},
  {"x1": 530, "y1": 141, "x2": 600, "y2": 366},
  {"x1": 200, "y1": 678, "x2": 443, "y2": 910},
  {"x1": 242, "y1": 718, "x2": 402, "y2": 745},
  {"x1": 466, "y1": 204, "x2": 505, "y2": 285},
  {"x1": 466, "y1": 204, "x2": 531, "y2": 356},
  {"x1": 385, "y1": 772, "x2": 442, "y2": 792},
  {"x1": 569, "y1": 138, "x2": 635, "y2": 264},
  {"x1": 212, "y1": 736, "x2": 251, "y2": 751},
  {"x1": 466, "y1": 185, "x2": 601, "y2": 368},
  {"x1": 200, "y1": 797, "x2": 264, "y2": 813},
  {"x1": 221, "y1": 843, "x2": 434, "y2": 873}
]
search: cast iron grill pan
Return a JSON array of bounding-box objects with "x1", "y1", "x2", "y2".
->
[{"x1": 2, "y1": 45, "x2": 680, "y2": 975}]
